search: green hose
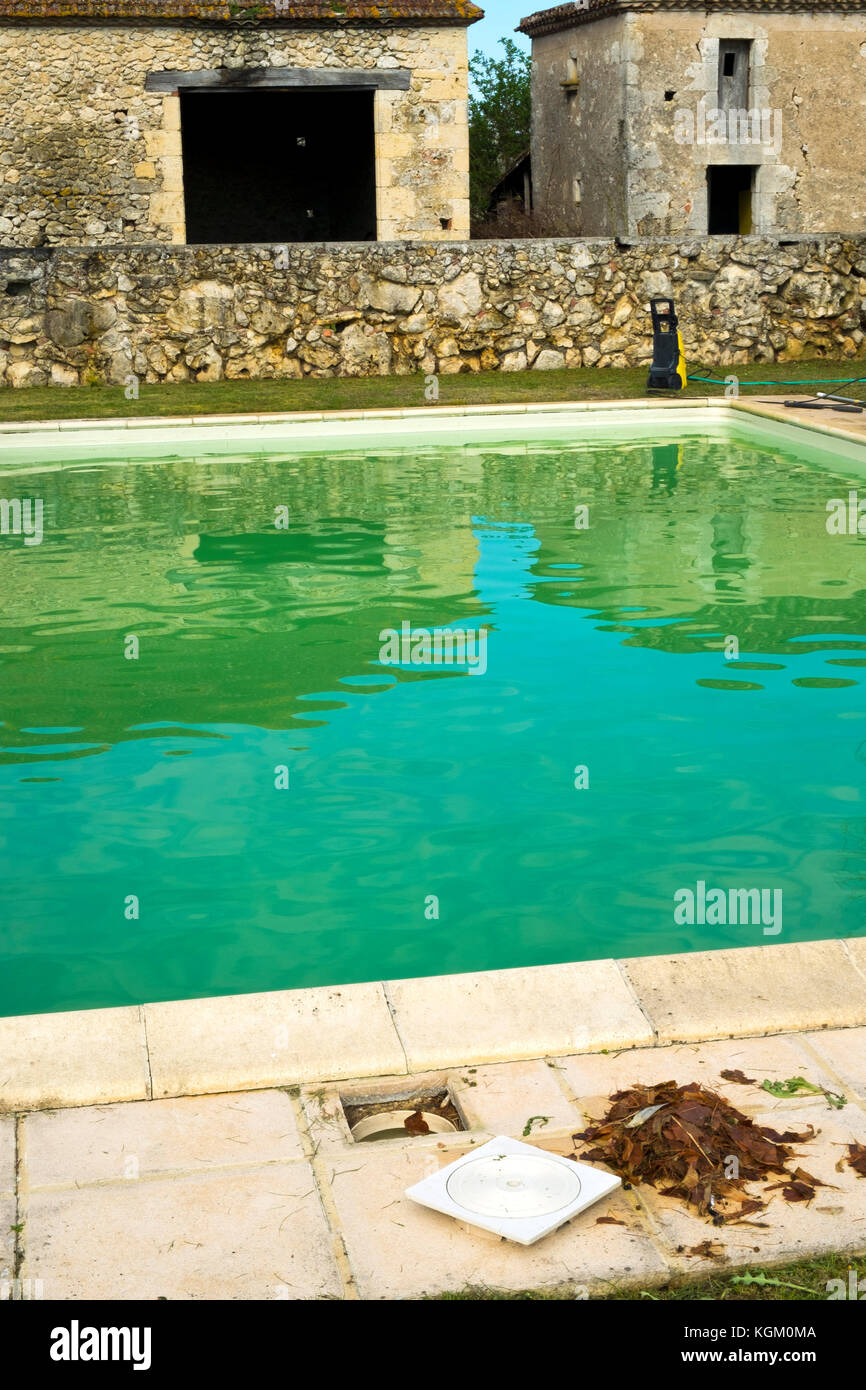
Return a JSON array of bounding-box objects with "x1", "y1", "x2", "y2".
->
[{"x1": 690, "y1": 374, "x2": 866, "y2": 388}]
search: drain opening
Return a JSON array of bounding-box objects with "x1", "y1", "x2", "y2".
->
[
  {"x1": 352, "y1": 1110, "x2": 456, "y2": 1143},
  {"x1": 342, "y1": 1088, "x2": 464, "y2": 1143}
]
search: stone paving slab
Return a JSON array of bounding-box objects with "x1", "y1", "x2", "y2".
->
[
  {"x1": 0, "y1": 1115, "x2": 14, "y2": 1198},
  {"x1": 301, "y1": 1059, "x2": 582, "y2": 1157},
  {"x1": 301, "y1": 1080, "x2": 375, "y2": 1154},
  {"x1": 7, "y1": 1028, "x2": 866, "y2": 1300},
  {"x1": 556, "y1": 1035, "x2": 866, "y2": 1280},
  {"x1": 0, "y1": 1116, "x2": 14, "y2": 1289},
  {"x1": 622, "y1": 941, "x2": 866, "y2": 1043},
  {"x1": 144, "y1": 982, "x2": 406, "y2": 1098},
  {"x1": 804, "y1": 1028, "x2": 866, "y2": 1101},
  {"x1": 448, "y1": 1059, "x2": 582, "y2": 1137},
  {"x1": 0, "y1": 1196, "x2": 14, "y2": 1291},
  {"x1": 386, "y1": 960, "x2": 654, "y2": 1072},
  {"x1": 323, "y1": 1142, "x2": 669, "y2": 1300},
  {"x1": 21, "y1": 1164, "x2": 341, "y2": 1301},
  {"x1": 22, "y1": 1090, "x2": 304, "y2": 1190},
  {"x1": 633, "y1": 1107, "x2": 866, "y2": 1277},
  {"x1": 555, "y1": 1034, "x2": 847, "y2": 1120},
  {"x1": 734, "y1": 397, "x2": 866, "y2": 453}
]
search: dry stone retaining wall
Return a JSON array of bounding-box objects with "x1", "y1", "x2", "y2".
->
[{"x1": 0, "y1": 236, "x2": 864, "y2": 388}]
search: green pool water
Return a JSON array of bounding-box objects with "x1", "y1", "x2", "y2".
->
[{"x1": 1, "y1": 421, "x2": 865, "y2": 1017}]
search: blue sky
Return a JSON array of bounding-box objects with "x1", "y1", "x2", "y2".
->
[{"x1": 469, "y1": 0, "x2": 532, "y2": 61}]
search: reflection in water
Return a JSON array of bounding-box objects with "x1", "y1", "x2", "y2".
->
[{"x1": 0, "y1": 432, "x2": 864, "y2": 1015}]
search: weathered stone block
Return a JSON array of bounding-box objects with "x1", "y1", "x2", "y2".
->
[
  {"x1": 358, "y1": 276, "x2": 421, "y2": 315},
  {"x1": 533, "y1": 348, "x2": 567, "y2": 370},
  {"x1": 437, "y1": 271, "x2": 483, "y2": 325}
]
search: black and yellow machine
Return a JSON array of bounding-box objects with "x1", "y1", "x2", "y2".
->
[{"x1": 646, "y1": 298, "x2": 688, "y2": 392}]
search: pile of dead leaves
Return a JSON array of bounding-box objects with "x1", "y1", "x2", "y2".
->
[{"x1": 572, "y1": 1080, "x2": 825, "y2": 1225}]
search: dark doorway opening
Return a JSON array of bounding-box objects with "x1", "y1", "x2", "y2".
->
[
  {"x1": 180, "y1": 89, "x2": 377, "y2": 244},
  {"x1": 707, "y1": 165, "x2": 755, "y2": 235}
]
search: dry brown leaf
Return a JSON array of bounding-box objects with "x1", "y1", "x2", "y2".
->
[
  {"x1": 686, "y1": 1240, "x2": 726, "y2": 1260},
  {"x1": 403, "y1": 1110, "x2": 430, "y2": 1136},
  {"x1": 845, "y1": 1143, "x2": 866, "y2": 1178},
  {"x1": 762, "y1": 1125, "x2": 814, "y2": 1144}
]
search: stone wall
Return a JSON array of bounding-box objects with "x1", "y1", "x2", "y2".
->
[
  {"x1": 1, "y1": 235, "x2": 864, "y2": 387},
  {"x1": 0, "y1": 20, "x2": 470, "y2": 244},
  {"x1": 530, "y1": 16, "x2": 628, "y2": 238}
]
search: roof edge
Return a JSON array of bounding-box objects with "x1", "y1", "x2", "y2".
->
[
  {"x1": 519, "y1": 0, "x2": 866, "y2": 39},
  {"x1": 0, "y1": 2, "x2": 485, "y2": 25}
]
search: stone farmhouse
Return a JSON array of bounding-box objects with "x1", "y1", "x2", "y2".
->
[
  {"x1": 520, "y1": 0, "x2": 866, "y2": 238},
  {"x1": 0, "y1": 1, "x2": 483, "y2": 247}
]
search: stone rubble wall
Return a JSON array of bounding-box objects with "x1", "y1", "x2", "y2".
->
[{"x1": 0, "y1": 236, "x2": 864, "y2": 388}]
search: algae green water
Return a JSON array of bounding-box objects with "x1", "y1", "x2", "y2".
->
[{"x1": 1, "y1": 428, "x2": 864, "y2": 1016}]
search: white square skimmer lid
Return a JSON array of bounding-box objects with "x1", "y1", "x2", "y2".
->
[{"x1": 405, "y1": 1135, "x2": 621, "y2": 1246}]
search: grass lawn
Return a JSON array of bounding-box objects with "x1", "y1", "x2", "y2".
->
[
  {"x1": 433, "y1": 1250, "x2": 866, "y2": 1301},
  {"x1": 1, "y1": 359, "x2": 865, "y2": 424}
]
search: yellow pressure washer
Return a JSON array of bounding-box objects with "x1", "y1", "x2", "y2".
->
[{"x1": 647, "y1": 298, "x2": 688, "y2": 392}]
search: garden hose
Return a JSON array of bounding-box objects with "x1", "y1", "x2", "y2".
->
[
  {"x1": 688, "y1": 372, "x2": 866, "y2": 413},
  {"x1": 689, "y1": 374, "x2": 866, "y2": 389}
]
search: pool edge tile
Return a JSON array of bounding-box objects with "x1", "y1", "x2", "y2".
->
[
  {"x1": 384, "y1": 959, "x2": 654, "y2": 1072},
  {"x1": 0, "y1": 1005, "x2": 149, "y2": 1113},
  {"x1": 3, "y1": 940, "x2": 866, "y2": 1108},
  {"x1": 621, "y1": 939, "x2": 866, "y2": 1044},
  {"x1": 0, "y1": 395, "x2": 728, "y2": 447},
  {"x1": 143, "y1": 980, "x2": 406, "y2": 1098},
  {"x1": 842, "y1": 936, "x2": 866, "y2": 985}
]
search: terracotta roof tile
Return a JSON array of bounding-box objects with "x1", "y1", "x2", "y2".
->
[{"x1": 0, "y1": 1, "x2": 483, "y2": 23}]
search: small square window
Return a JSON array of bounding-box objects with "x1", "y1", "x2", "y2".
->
[{"x1": 723, "y1": 53, "x2": 736, "y2": 77}]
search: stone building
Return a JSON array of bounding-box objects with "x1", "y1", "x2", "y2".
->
[
  {"x1": 0, "y1": 1, "x2": 482, "y2": 247},
  {"x1": 520, "y1": 0, "x2": 866, "y2": 237}
]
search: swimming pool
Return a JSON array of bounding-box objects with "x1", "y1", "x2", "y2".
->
[{"x1": 1, "y1": 406, "x2": 864, "y2": 1016}]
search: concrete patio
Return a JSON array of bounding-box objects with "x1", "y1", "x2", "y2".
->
[{"x1": 3, "y1": 1023, "x2": 866, "y2": 1301}]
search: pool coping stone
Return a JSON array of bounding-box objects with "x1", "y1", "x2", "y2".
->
[
  {"x1": 3, "y1": 939, "x2": 866, "y2": 1112},
  {"x1": 0, "y1": 395, "x2": 714, "y2": 436},
  {"x1": 1, "y1": 392, "x2": 865, "y2": 443}
]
